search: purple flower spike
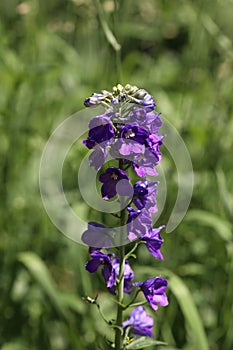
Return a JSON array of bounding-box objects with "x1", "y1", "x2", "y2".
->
[
  {"x1": 142, "y1": 226, "x2": 165, "y2": 260},
  {"x1": 133, "y1": 277, "x2": 168, "y2": 311},
  {"x1": 122, "y1": 306, "x2": 154, "y2": 337},
  {"x1": 99, "y1": 167, "x2": 133, "y2": 200},
  {"x1": 86, "y1": 251, "x2": 116, "y2": 291}
]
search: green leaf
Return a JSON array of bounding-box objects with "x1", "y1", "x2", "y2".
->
[
  {"x1": 18, "y1": 252, "x2": 69, "y2": 319},
  {"x1": 125, "y1": 337, "x2": 167, "y2": 349},
  {"x1": 167, "y1": 271, "x2": 209, "y2": 350},
  {"x1": 94, "y1": 0, "x2": 121, "y2": 51},
  {"x1": 185, "y1": 209, "x2": 232, "y2": 242},
  {"x1": 216, "y1": 168, "x2": 233, "y2": 218},
  {"x1": 1, "y1": 343, "x2": 28, "y2": 350}
]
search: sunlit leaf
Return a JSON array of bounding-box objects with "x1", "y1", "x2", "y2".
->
[
  {"x1": 125, "y1": 337, "x2": 167, "y2": 349},
  {"x1": 1, "y1": 343, "x2": 28, "y2": 350}
]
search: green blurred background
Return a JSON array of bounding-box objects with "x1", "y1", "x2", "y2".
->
[{"x1": 1, "y1": 0, "x2": 233, "y2": 349}]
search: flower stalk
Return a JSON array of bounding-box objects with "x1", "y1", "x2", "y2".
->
[
  {"x1": 115, "y1": 244, "x2": 125, "y2": 349},
  {"x1": 81, "y1": 84, "x2": 169, "y2": 348},
  {"x1": 115, "y1": 160, "x2": 126, "y2": 349}
]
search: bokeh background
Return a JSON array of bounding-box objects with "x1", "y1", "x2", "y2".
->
[{"x1": 1, "y1": 0, "x2": 233, "y2": 349}]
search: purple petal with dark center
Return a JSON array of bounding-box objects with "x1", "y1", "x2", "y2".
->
[{"x1": 101, "y1": 182, "x2": 117, "y2": 200}]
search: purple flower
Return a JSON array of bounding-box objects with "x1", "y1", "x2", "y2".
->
[
  {"x1": 113, "y1": 259, "x2": 134, "y2": 294},
  {"x1": 88, "y1": 115, "x2": 114, "y2": 143},
  {"x1": 116, "y1": 125, "x2": 149, "y2": 157},
  {"x1": 110, "y1": 142, "x2": 160, "y2": 177},
  {"x1": 128, "y1": 108, "x2": 148, "y2": 126},
  {"x1": 83, "y1": 115, "x2": 114, "y2": 147},
  {"x1": 122, "y1": 306, "x2": 154, "y2": 337},
  {"x1": 127, "y1": 109, "x2": 162, "y2": 133},
  {"x1": 127, "y1": 207, "x2": 152, "y2": 241},
  {"x1": 147, "y1": 112, "x2": 162, "y2": 132},
  {"x1": 121, "y1": 124, "x2": 149, "y2": 145},
  {"x1": 117, "y1": 140, "x2": 145, "y2": 157},
  {"x1": 134, "y1": 277, "x2": 168, "y2": 311},
  {"x1": 99, "y1": 167, "x2": 133, "y2": 200},
  {"x1": 144, "y1": 111, "x2": 162, "y2": 133},
  {"x1": 146, "y1": 132, "x2": 164, "y2": 149},
  {"x1": 86, "y1": 251, "x2": 116, "y2": 291},
  {"x1": 88, "y1": 143, "x2": 108, "y2": 171},
  {"x1": 133, "y1": 180, "x2": 158, "y2": 213},
  {"x1": 81, "y1": 222, "x2": 113, "y2": 249},
  {"x1": 132, "y1": 147, "x2": 160, "y2": 177},
  {"x1": 86, "y1": 250, "x2": 134, "y2": 295},
  {"x1": 83, "y1": 115, "x2": 114, "y2": 170},
  {"x1": 142, "y1": 226, "x2": 165, "y2": 260}
]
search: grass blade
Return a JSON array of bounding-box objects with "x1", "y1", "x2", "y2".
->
[
  {"x1": 185, "y1": 209, "x2": 232, "y2": 242},
  {"x1": 18, "y1": 252, "x2": 69, "y2": 319},
  {"x1": 166, "y1": 271, "x2": 209, "y2": 350}
]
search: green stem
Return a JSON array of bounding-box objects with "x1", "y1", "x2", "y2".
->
[
  {"x1": 113, "y1": 0, "x2": 122, "y2": 82},
  {"x1": 96, "y1": 304, "x2": 110, "y2": 325},
  {"x1": 114, "y1": 158, "x2": 126, "y2": 350},
  {"x1": 95, "y1": 0, "x2": 121, "y2": 83},
  {"x1": 95, "y1": 0, "x2": 121, "y2": 52},
  {"x1": 114, "y1": 244, "x2": 125, "y2": 349},
  {"x1": 124, "y1": 241, "x2": 142, "y2": 260},
  {"x1": 122, "y1": 289, "x2": 141, "y2": 310}
]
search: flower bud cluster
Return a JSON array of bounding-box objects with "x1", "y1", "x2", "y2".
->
[{"x1": 84, "y1": 83, "x2": 156, "y2": 111}]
